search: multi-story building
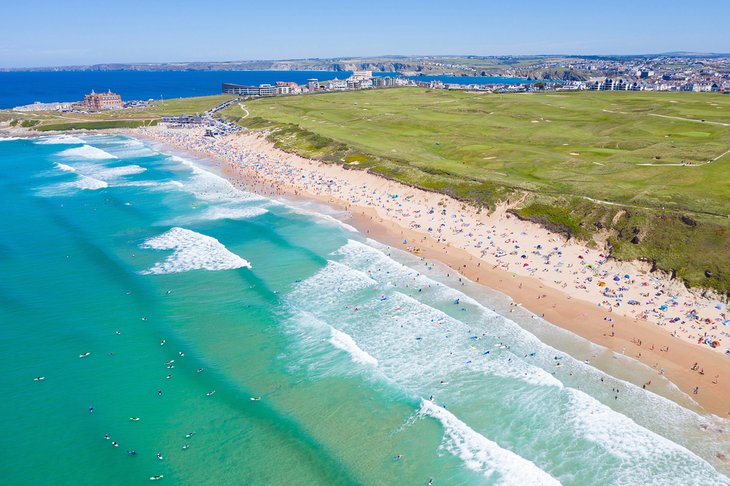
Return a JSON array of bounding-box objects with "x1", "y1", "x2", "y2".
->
[
  {"x1": 222, "y1": 83, "x2": 260, "y2": 96},
  {"x1": 84, "y1": 90, "x2": 123, "y2": 111},
  {"x1": 325, "y1": 78, "x2": 348, "y2": 90},
  {"x1": 258, "y1": 84, "x2": 275, "y2": 96}
]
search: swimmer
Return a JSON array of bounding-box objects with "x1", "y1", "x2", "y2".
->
[
  {"x1": 112, "y1": 441, "x2": 119, "y2": 447},
  {"x1": 182, "y1": 443, "x2": 189, "y2": 450},
  {"x1": 89, "y1": 405, "x2": 94, "y2": 413},
  {"x1": 34, "y1": 376, "x2": 45, "y2": 381},
  {"x1": 104, "y1": 434, "x2": 110, "y2": 440},
  {"x1": 157, "y1": 390, "x2": 163, "y2": 397},
  {"x1": 178, "y1": 351, "x2": 184, "y2": 357},
  {"x1": 160, "y1": 340, "x2": 166, "y2": 346},
  {"x1": 127, "y1": 450, "x2": 137, "y2": 456},
  {"x1": 394, "y1": 455, "x2": 402, "y2": 461},
  {"x1": 166, "y1": 374, "x2": 172, "y2": 379},
  {"x1": 196, "y1": 368, "x2": 204, "y2": 373},
  {"x1": 156, "y1": 453, "x2": 163, "y2": 460},
  {"x1": 206, "y1": 390, "x2": 216, "y2": 396},
  {"x1": 185, "y1": 432, "x2": 195, "y2": 438}
]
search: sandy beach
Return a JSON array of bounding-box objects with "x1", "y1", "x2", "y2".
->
[{"x1": 130, "y1": 124, "x2": 730, "y2": 417}]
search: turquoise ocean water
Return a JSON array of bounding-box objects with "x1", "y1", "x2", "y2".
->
[{"x1": 1, "y1": 134, "x2": 728, "y2": 485}]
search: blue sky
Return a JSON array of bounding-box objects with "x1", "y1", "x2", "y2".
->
[{"x1": 2, "y1": 0, "x2": 728, "y2": 68}]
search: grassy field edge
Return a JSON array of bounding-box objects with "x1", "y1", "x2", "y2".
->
[{"x1": 221, "y1": 95, "x2": 730, "y2": 296}]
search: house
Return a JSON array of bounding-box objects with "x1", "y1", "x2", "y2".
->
[{"x1": 84, "y1": 90, "x2": 123, "y2": 111}]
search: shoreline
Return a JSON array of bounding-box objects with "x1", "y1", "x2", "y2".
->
[
  {"x1": 129, "y1": 125, "x2": 730, "y2": 418},
  {"x1": 8, "y1": 125, "x2": 729, "y2": 418}
]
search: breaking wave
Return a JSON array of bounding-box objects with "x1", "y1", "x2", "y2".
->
[
  {"x1": 58, "y1": 145, "x2": 117, "y2": 160},
  {"x1": 139, "y1": 227, "x2": 251, "y2": 275}
]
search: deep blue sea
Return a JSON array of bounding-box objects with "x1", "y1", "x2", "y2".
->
[
  {"x1": 0, "y1": 71, "x2": 347, "y2": 109},
  {"x1": 1, "y1": 133, "x2": 729, "y2": 484},
  {"x1": 0, "y1": 71, "x2": 534, "y2": 109}
]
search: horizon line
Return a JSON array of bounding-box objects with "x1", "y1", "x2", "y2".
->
[{"x1": 2, "y1": 51, "x2": 729, "y2": 71}]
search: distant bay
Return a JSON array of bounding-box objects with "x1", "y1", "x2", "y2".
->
[
  {"x1": 0, "y1": 70, "x2": 533, "y2": 109},
  {"x1": 0, "y1": 71, "x2": 345, "y2": 109}
]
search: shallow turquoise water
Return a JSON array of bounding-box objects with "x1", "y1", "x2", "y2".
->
[{"x1": 1, "y1": 134, "x2": 728, "y2": 485}]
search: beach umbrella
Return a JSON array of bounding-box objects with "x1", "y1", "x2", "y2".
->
[{"x1": 613, "y1": 276, "x2": 620, "y2": 281}]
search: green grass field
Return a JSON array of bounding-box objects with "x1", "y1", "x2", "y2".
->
[{"x1": 221, "y1": 88, "x2": 730, "y2": 293}]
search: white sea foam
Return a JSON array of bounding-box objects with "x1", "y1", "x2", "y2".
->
[
  {"x1": 58, "y1": 145, "x2": 117, "y2": 160},
  {"x1": 329, "y1": 327, "x2": 378, "y2": 366},
  {"x1": 289, "y1": 260, "x2": 378, "y2": 299},
  {"x1": 140, "y1": 227, "x2": 251, "y2": 275},
  {"x1": 0, "y1": 136, "x2": 21, "y2": 142},
  {"x1": 200, "y1": 206, "x2": 268, "y2": 221},
  {"x1": 286, "y1": 206, "x2": 358, "y2": 233},
  {"x1": 167, "y1": 154, "x2": 266, "y2": 203},
  {"x1": 288, "y1": 259, "x2": 561, "y2": 390},
  {"x1": 35, "y1": 135, "x2": 85, "y2": 145},
  {"x1": 103, "y1": 138, "x2": 157, "y2": 158},
  {"x1": 54, "y1": 162, "x2": 76, "y2": 172},
  {"x1": 565, "y1": 389, "x2": 727, "y2": 485},
  {"x1": 94, "y1": 164, "x2": 146, "y2": 178},
  {"x1": 286, "y1": 238, "x2": 730, "y2": 482},
  {"x1": 65, "y1": 175, "x2": 108, "y2": 191},
  {"x1": 44, "y1": 160, "x2": 146, "y2": 194},
  {"x1": 420, "y1": 400, "x2": 560, "y2": 485},
  {"x1": 163, "y1": 205, "x2": 269, "y2": 225}
]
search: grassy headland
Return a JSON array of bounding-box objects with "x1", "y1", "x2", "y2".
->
[
  {"x1": 220, "y1": 88, "x2": 730, "y2": 294},
  {"x1": 1, "y1": 94, "x2": 234, "y2": 131}
]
